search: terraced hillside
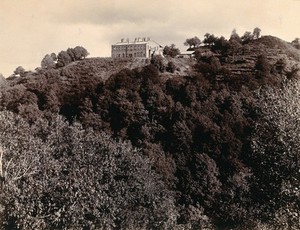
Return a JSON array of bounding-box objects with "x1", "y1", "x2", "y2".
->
[{"x1": 222, "y1": 36, "x2": 300, "y2": 77}]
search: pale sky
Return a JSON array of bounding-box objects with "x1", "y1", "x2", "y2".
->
[{"x1": 1, "y1": 0, "x2": 300, "y2": 77}]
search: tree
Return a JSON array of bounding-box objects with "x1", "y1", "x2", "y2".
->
[
  {"x1": 13, "y1": 66, "x2": 25, "y2": 76},
  {"x1": 56, "y1": 51, "x2": 72, "y2": 67},
  {"x1": 151, "y1": 55, "x2": 165, "y2": 72},
  {"x1": 229, "y1": 29, "x2": 242, "y2": 43},
  {"x1": 67, "y1": 46, "x2": 89, "y2": 61},
  {"x1": 56, "y1": 46, "x2": 89, "y2": 67},
  {"x1": 255, "y1": 54, "x2": 271, "y2": 74},
  {"x1": 184, "y1": 36, "x2": 201, "y2": 49},
  {"x1": 252, "y1": 27, "x2": 261, "y2": 39},
  {"x1": 73, "y1": 46, "x2": 89, "y2": 60},
  {"x1": 0, "y1": 74, "x2": 7, "y2": 88},
  {"x1": 213, "y1": 36, "x2": 229, "y2": 53},
  {"x1": 166, "y1": 61, "x2": 176, "y2": 73},
  {"x1": 203, "y1": 33, "x2": 216, "y2": 46},
  {"x1": 163, "y1": 44, "x2": 180, "y2": 57},
  {"x1": 292, "y1": 38, "x2": 300, "y2": 49},
  {"x1": 41, "y1": 53, "x2": 57, "y2": 69},
  {"x1": 241, "y1": 31, "x2": 253, "y2": 43},
  {"x1": 227, "y1": 39, "x2": 243, "y2": 61},
  {"x1": 67, "y1": 48, "x2": 76, "y2": 61}
]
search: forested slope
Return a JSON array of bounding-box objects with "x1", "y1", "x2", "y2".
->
[{"x1": 0, "y1": 36, "x2": 299, "y2": 229}]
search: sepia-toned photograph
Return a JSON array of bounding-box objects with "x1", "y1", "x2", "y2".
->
[{"x1": 0, "y1": 0, "x2": 299, "y2": 229}]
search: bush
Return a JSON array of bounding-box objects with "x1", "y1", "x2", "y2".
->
[
  {"x1": 167, "y1": 61, "x2": 176, "y2": 73},
  {"x1": 150, "y1": 55, "x2": 165, "y2": 72}
]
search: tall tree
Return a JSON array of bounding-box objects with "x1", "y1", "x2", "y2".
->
[
  {"x1": 253, "y1": 27, "x2": 261, "y2": 39},
  {"x1": 229, "y1": 29, "x2": 242, "y2": 43}
]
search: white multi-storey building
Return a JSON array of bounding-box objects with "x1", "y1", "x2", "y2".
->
[{"x1": 111, "y1": 37, "x2": 163, "y2": 58}]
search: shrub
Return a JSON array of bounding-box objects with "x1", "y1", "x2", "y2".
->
[
  {"x1": 167, "y1": 61, "x2": 176, "y2": 73},
  {"x1": 151, "y1": 55, "x2": 165, "y2": 72}
]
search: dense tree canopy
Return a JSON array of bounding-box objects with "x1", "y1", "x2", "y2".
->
[
  {"x1": 0, "y1": 112, "x2": 178, "y2": 229},
  {"x1": 0, "y1": 35, "x2": 299, "y2": 229}
]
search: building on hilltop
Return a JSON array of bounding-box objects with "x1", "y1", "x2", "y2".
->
[{"x1": 111, "y1": 37, "x2": 163, "y2": 58}]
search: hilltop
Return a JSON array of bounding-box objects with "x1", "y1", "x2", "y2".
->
[
  {"x1": 223, "y1": 35, "x2": 300, "y2": 76},
  {"x1": 5, "y1": 35, "x2": 300, "y2": 89},
  {"x1": 0, "y1": 35, "x2": 299, "y2": 229}
]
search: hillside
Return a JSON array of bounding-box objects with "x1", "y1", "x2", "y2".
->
[
  {"x1": 0, "y1": 35, "x2": 299, "y2": 229},
  {"x1": 6, "y1": 56, "x2": 196, "y2": 88},
  {"x1": 223, "y1": 35, "x2": 300, "y2": 77},
  {"x1": 5, "y1": 35, "x2": 299, "y2": 88}
]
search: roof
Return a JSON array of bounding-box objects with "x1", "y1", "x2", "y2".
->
[
  {"x1": 180, "y1": 51, "x2": 195, "y2": 55},
  {"x1": 113, "y1": 38, "x2": 162, "y2": 47}
]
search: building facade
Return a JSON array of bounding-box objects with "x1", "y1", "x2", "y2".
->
[{"x1": 111, "y1": 37, "x2": 163, "y2": 58}]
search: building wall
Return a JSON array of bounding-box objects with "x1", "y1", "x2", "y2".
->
[
  {"x1": 111, "y1": 43, "x2": 147, "y2": 58},
  {"x1": 111, "y1": 38, "x2": 163, "y2": 58}
]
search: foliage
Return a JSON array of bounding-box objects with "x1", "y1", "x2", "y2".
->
[
  {"x1": 166, "y1": 61, "x2": 176, "y2": 73},
  {"x1": 163, "y1": 44, "x2": 180, "y2": 58},
  {"x1": 291, "y1": 38, "x2": 300, "y2": 49},
  {"x1": 57, "y1": 50, "x2": 72, "y2": 67},
  {"x1": 13, "y1": 66, "x2": 25, "y2": 76},
  {"x1": 57, "y1": 46, "x2": 89, "y2": 67},
  {"x1": 229, "y1": 29, "x2": 242, "y2": 43},
  {"x1": 1, "y1": 33, "x2": 299, "y2": 229},
  {"x1": 241, "y1": 31, "x2": 253, "y2": 43},
  {"x1": 0, "y1": 112, "x2": 178, "y2": 229},
  {"x1": 249, "y1": 80, "x2": 300, "y2": 229},
  {"x1": 203, "y1": 33, "x2": 217, "y2": 46},
  {"x1": 0, "y1": 74, "x2": 8, "y2": 88},
  {"x1": 41, "y1": 53, "x2": 57, "y2": 69},
  {"x1": 184, "y1": 36, "x2": 201, "y2": 49},
  {"x1": 67, "y1": 46, "x2": 89, "y2": 61},
  {"x1": 241, "y1": 28, "x2": 261, "y2": 43},
  {"x1": 212, "y1": 36, "x2": 229, "y2": 54},
  {"x1": 150, "y1": 55, "x2": 165, "y2": 72},
  {"x1": 252, "y1": 27, "x2": 261, "y2": 39},
  {"x1": 255, "y1": 54, "x2": 271, "y2": 74}
]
